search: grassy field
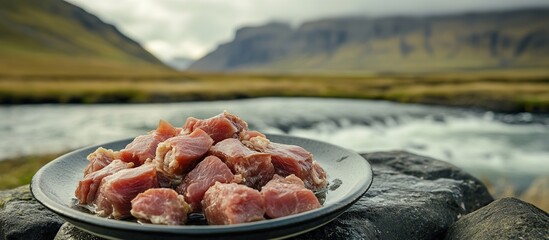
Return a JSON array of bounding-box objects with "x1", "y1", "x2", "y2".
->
[
  {"x1": 1, "y1": 69, "x2": 549, "y2": 113},
  {"x1": 0, "y1": 0, "x2": 167, "y2": 76},
  {"x1": 0, "y1": 153, "x2": 62, "y2": 190}
]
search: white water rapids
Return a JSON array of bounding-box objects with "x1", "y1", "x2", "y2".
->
[{"x1": 1, "y1": 98, "x2": 548, "y2": 190}]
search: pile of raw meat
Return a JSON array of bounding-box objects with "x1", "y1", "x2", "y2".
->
[{"x1": 74, "y1": 111, "x2": 328, "y2": 225}]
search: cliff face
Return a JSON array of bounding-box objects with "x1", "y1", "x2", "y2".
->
[{"x1": 190, "y1": 9, "x2": 549, "y2": 72}]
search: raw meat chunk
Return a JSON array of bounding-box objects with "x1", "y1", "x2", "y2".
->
[
  {"x1": 74, "y1": 113, "x2": 328, "y2": 226},
  {"x1": 244, "y1": 136, "x2": 327, "y2": 191},
  {"x1": 75, "y1": 160, "x2": 133, "y2": 205},
  {"x1": 83, "y1": 147, "x2": 119, "y2": 175},
  {"x1": 154, "y1": 128, "x2": 214, "y2": 178},
  {"x1": 119, "y1": 120, "x2": 178, "y2": 166},
  {"x1": 202, "y1": 182, "x2": 265, "y2": 225},
  {"x1": 223, "y1": 111, "x2": 248, "y2": 131},
  {"x1": 95, "y1": 164, "x2": 158, "y2": 219},
  {"x1": 210, "y1": 138, "x2": 274, "y2": 189},
  {"x1": 261, "y1": 175, "x2": 321, "y2": 219},
  {"x1": 176, "y1": 156, "x2": 241, "y2": 211},
  {"x1": 130, "y1": 188, "x2": 191, "y2": 225},
  {"x1": 184, "y1": 111, "x2": 248, "y2": 143}
]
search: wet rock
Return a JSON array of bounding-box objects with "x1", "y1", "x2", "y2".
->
[
  {"x1": 293, "y1": 151, "x2": 494, "y2": 240},
  {"x1": 364, "y1": 151, "x2": 494, "y2": 212},
  {"x1": 54, "y1": 223, "x2": 105, "y2": 240},
  {"x1": 445, "y1": 197, "x2": 549, "y2": 240},
  {"x1": 0, "y1": 185, "x2": 64, "y2": 240}
]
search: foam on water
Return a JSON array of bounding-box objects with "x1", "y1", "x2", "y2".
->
[{"x1": 289, "y1": 114, "x2": 549, "y2": 176}]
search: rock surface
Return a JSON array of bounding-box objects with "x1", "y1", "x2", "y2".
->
[
  {"x1": 1, "y1": 151, "x2": 496, "y2": 240},
  {"x1": 0, "y1": 185, "x2": 64, "y2": 240},
  {"x1": 54, "y1": 223, "x2": 103, "y2": 240},
  {"x1": 445, "y1": 197, "x2": 549, "y2": 240},
  {"x1": 293, "y1": 151, "x2": 493, "y2": 240}
]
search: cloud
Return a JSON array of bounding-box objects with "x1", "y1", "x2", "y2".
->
[{"x1": 65, "y1": 0, "x2": 549, "y2": 61}]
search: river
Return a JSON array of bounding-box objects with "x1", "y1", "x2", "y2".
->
[{"x1": 1, "y1": 97, "x2": 548, "y2": 191}]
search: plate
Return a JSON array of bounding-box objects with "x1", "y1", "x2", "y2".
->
[{"x1": 31, "y1": 134, "x2": 373, "y2": 240}]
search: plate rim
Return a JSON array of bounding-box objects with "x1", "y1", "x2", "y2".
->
[{"x1": 31, "y1": 134, "x2": 373, "y2": 237}]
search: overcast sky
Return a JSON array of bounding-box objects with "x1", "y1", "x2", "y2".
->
[{"x1": 65, "y1": 0, "x2": 549, "y2": 62}]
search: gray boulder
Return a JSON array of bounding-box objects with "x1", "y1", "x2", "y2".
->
[
  {"x1": 54, "y1": 223, "x2": 103, "y2": 240},
  {"x1": 293, "y1": 151, "x2": 493, "y2": 240},
  {"x1": 0, "y1": 185, "x2": 64, "y2": 240},
  {"x1": 445, "y1": 197, "x2": 549, "y2": 240}
]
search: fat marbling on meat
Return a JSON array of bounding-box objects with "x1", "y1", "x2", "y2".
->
[
  {"x1": 176, "y1": 155, "x2": 241, "y2": 212},
  {"x1": 209, "y1": 138, "x2": 274, "y2": 189},
  {"x1": 75, "y1": 160, "x2": 133, "y2": 205},
  {"x1": 119, "y1": 120, "x2": 179, "y2": 166},
  {"x1": 83, "y1": 147, "x2": 119, "y2": 175},
  {"x1": 261, "y1": 174, "x2": 321, "y2": 219},
  {"x1": 202, "y1": 182, "x2": 265, "y2": 225},
  {"x1": 244, "y1": 136, "x2": 327, "y2": 191},
  {"x1": 239, "y1": 130, "x2": 266, "y2": 141},
  {"x1": 130, "y1": 188, "x2": 191, "y2": 225},
  {"x1": 184, "y1": 111, "x2": 248, "y2": 143},
  {"x1": 154, "y1": 128, "x2": 214, "y2": 178},
  {"x1": 95, "y1": 164, "x2": 158, "y2": 219}
]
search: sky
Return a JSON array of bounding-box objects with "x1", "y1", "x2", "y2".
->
[{"x1": 65, "y1": 0, "x2": 549, "y2": 62}]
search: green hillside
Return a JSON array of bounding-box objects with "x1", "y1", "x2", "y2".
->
[
  {"x1": 190, "y1": 8, "x2": 549, "y2": 73},
  {"x1": 0, "y1": 0, "x2": 170, "y2": 75}
]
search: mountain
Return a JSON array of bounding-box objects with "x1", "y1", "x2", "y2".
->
[
  {"x1": 165, "y1": 57, "x2": 194, "y2": 71},
  {"x1": 190, "y1": 8, "x2": 549, "y2": 73},
  {"x1": 0, "y1": 0, "x2": 169, "y2": 75}
]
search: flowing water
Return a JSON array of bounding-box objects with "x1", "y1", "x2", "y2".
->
[{"x1": 1, "y1": 97, "x2": 548, "y2": 191}]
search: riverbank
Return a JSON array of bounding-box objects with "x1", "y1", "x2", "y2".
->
[
  {"x1": 0, "y1": 153, "x2": 62, "y2": 190},
  {"x1": 0, "y1": 151, "x2": 547, "y2": 212},
  {"x1": 1, "y1": 69, "x2": 549, "y2": 113}
]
